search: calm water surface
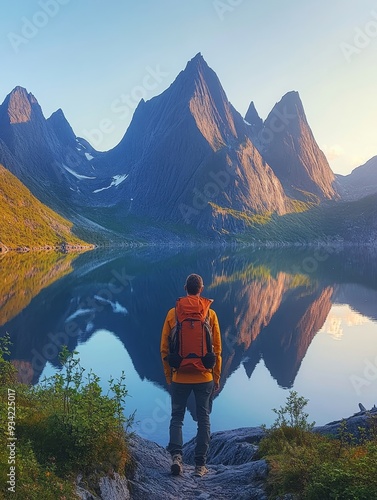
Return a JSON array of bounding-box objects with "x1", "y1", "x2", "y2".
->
[{"x1": 1, "y1": 246, "x2": 376, "y2": 446}]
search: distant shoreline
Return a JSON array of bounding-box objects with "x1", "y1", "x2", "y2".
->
[
  {"x1": 1, "y1": 239, "x2": 377, "y2": 255},
  {"x1": 0, "y1": 243, "x2": 96, "y2": 254}
]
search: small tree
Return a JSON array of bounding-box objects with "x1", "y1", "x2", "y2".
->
[{"x1": 271, "y1": 390, "x2": 315, "y2": 432}]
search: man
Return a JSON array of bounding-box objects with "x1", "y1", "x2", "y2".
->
[{"x1": 160, "y1": 273, "x2": 222, "y2": 477}]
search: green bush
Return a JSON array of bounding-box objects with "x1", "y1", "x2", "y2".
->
[
  {"x1": 0, "y1": 338, "x2": 133, "y2": 499},
  {"x1": 0, "y1": 333, "x2": 16, "y2": 386},
  {"x1": 0, "y1": 440, "x2": 76, "y2": 500},
  {"x1": 259, "y1": 391, "x2": 377, "y2": 499}
]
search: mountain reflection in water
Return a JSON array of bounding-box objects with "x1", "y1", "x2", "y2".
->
[{"x1": 1, "y1": 246, "x2": 377, "y2": 442}]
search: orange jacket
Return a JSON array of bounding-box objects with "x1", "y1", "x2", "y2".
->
[{"x1": 160, "y1": 300, "x2": 222, "y2": 385}]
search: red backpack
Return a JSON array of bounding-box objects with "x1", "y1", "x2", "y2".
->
[{"x1": 167, "y1": 296, "x2": 216, "y2": 372}]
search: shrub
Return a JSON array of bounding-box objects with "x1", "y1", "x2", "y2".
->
[
  {"x1": 259, "y1": 391, "x2": 377, "y2": 499},
  {"x1": 0, "y1": 339, "x2": 133, "y2": 498},
  {"x1": 0, "y1": 333, "x2": 16, "y2": 385},
  {"x1": 303, "y1": 440, "x2": 377, "y2": 500},
  {"x1": 0, "y1": 440, "x2": 77, "y2": 500}
]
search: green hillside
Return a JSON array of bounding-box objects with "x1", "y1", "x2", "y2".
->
[
  {"x1": 237, "y1": 193, "x2": 377, "y2": 244},
  {"x1": 0, "y1": 164, "x2": 91, "y2": 249}
]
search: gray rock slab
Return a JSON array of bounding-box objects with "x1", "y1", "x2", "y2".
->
[
  {"x1": 99, "y1": 473, "x2": 130, "y2": 500},
  {"x1": 127, "y1": 432, "x2": 268, "y2": 500},
  {"x1": 183, "y1": 426, "x2": 265, "y2": 465}
]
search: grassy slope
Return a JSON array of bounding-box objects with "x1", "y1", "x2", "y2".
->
[
  {"x1": 232, "y1": 193, "x2": 377, "y2": 243},
  {"x1": 0, "y1": 164, "x2": 90, "y2": 248}
]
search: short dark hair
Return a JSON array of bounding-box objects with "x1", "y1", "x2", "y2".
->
[{"x1": 185, "y1": 274, "x2": 203, "y2": 295}]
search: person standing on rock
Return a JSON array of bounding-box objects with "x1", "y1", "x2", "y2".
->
[{"x1": 160, "y1": 273, "x2": 222, "y2": 477}]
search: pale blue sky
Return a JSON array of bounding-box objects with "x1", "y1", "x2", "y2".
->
[{"x1": 1, "y1": 0, "x2": 377, "y2": 175}]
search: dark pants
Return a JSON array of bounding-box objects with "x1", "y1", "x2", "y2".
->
[{"x1": 167, "y1": 381, "x2": 214, "y2": 466}]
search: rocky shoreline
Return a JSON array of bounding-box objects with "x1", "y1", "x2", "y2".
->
[{"x1": 76, "y1": 404, "x2": 376, "y2": 500}]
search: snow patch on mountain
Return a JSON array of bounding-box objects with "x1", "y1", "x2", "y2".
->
[
  {"x1": 65, "y1": 308, "x2": 93, "y2": 323},
  {"x1": 93, "y1": 174, "x2": 129, "y2": 193},
  {"x1": 94, "y1": 295, "x2": 128, "y2": 315},
  {"x1": 63, "y1": 165, "x2": 96, "y2": 180}
]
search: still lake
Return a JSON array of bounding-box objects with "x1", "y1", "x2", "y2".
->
[{"x1": 1, "y1": 245, "x2": 377, "y2": 446}]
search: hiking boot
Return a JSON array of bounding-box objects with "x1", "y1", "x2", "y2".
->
[
  {"x1": 193, "y1": 465, "x2": 208, "y2": 477},
  {"x1": 171, "y1": 454, "x2": 183, "y2": 476}
]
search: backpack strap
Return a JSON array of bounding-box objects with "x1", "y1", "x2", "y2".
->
[{"x1": 204, "y1": 312, "x2": 213, "y2": 353}]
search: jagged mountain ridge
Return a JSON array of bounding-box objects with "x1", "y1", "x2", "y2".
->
[
  {"x1": 0, "y1": 53, "x2": 348, "y2": 237},
  {"x1": 99, "y1": 53, "x2": 291, "y2": 227},
  {"x1": 0, "y1": 87, "x2": 71, "y2": 184},
  {"x1": 336, "y1": 155, "x2": 377, "y2": 200},
  {"x1": 0, "y1": 87, "x2": 115, "y2": 208}
]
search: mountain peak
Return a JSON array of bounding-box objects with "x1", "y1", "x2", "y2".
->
[
  {"x1": 180, "y1": 53, "x2": 243, "y2": 150},
  {"x1": 281, "y1": 90, "x2": 300, "y2": 100},
  {"x1": 2, "y1": 86, "x2": 41, "y2": 124},
  {"x1": 48, "y1": 108, "x2": 76, "y2": 146},
  {"x1": 118, "y1": 52, "x2": 242, "y2": 155},
  {"x1": 274, "y1": 91, "x2": 311, "y2": 127},
  {"x1": 192, "y1": 51, "x2": 203, "y2": 60},
  {"x1": 261, "y1": 90, "x2": 336, "y2": 200},
  {"x1": 10, "y1": 86, "x2": 34, "y2": 100},
  {"x1": 187, "y1": 52, "x2": 204, "y2": 65},
  {"x1": 245, "y1": 101, "x2": 263, "y2": 134},
  {"x1": 263, "y1": 90, "x2": 306, "y2": 140},
  {"x1": 279, "y1": 90, "x2": 304, "y2": 112},
  {"x1": 183, "y1": 52, "x2": 211, "y2": 80}
]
